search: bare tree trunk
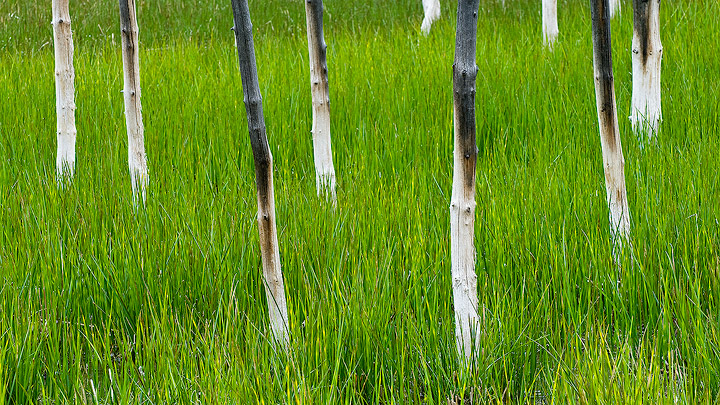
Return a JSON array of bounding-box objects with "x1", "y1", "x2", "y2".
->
[
  {"x1": 119, "y1": 0, "x2": 148, "y2": 202},
  {"x1": 231, "y1": 0, "x2": 290, "y2": 347},
  {"x1": 451, "y1": 0, "x2": 481, "y2": 362},
  {"x1": 52, "y1": 0, "x2": 76, "y2": 181},
  {"x1": 542, "y1": 0, "x2": 559, "y2": 49},
  {"x1": 609, "y1": 0, "x2": 621, "y2": 18},
  {"x1": 305, "y1": 0, "x2": 337, "y2": 202},
  {"x1": 421, "y1": 0, "x2": 441, "y2": 35},
  {"x1": 590, "y1": 0, "x2": 631, "y2": 248},
  {"x1": 631, "y1": 0, "x2": 662, "y2": 137}
]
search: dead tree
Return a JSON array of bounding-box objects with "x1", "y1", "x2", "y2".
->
[
  {"x1": 305, "y1": 0, "x2": 337, "y2": 202},
  {"x1": 52, "y1": 0, "x2": 77, "y2": 181},
  {"x1": 119, "y1": 0, "x2": 149, "y2": 202},
  {"x1": 450, "y1": 0, "x2": 481, "y2": 362},
  {"x1": 231, "y1": 0, "x2": 290, "y2": 347},
  {"x1": 631, "y1": 0, "x2": 662, "y2": 137},
  {"x1": 590, "y1": 0, "x2": 631, "y2": 249}
]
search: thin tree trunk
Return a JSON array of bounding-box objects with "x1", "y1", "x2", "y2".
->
[
  {"x1": 631, "y1": 0, "x2": 662, "y2": 137},
  {"x1": 231, "y1": 0, "x2": 290, "y2": 347},
  {"x1": 119, "y1": 0, "x2": 148, "y2": 202},
  {"x1": 609, "y1": 0, "x2": 621, "y2": 18},
  {"x1": 421, "y1": 0, "x2": 441, "y2": 35},
  {"x1": 590, "y1": 0, "x2": 631, "y2": 247},
  {"x1": 52, "y1": 0, "x2": 76, "y2": 181},
  {"x1": 451, "y1": 0, "x2": 481, "y2": 362},
  {"x1": 305, "y1": 0, "x2": 337, "y2": 202},
  {"x1": 542, "y1": 0, "x2": 559, "y2": 50}
]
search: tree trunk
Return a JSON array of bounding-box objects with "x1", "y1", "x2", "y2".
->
[
  {"x1": 451, "y1": 0, "x2": 481, "y2": 362},
  {"x1": 590, "y1": 0, "x2": 631, "y2": 247},
  {"x1": 631, "y1": 0, "x2": 662, "y2": 137},
  {"x1": 52, "y1": 0, "x2": 76, "y2": 181},
  {"x1": 305, "y1": 0, "x2": 337, "y2": 202},
  {"x1": 542, "y1": 0, "x2": 559, "y2": 50},
  {"x1": 609, "y1": 0, "x2": 621, "y2": 18},
  {"x1": 421, "y1": 0, "x2": 441, "y2": 35},
  {"x1": 119, "y1": 0, "x2": 148, "y2": 202},
  {"x1": 231, "y1": 0, "x2": 290, "y2": 347}
]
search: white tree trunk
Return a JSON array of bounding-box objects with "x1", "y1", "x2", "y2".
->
[
  {"x1": 52, "y1": 0, "x2": 77, "y2": 181},
  {"x1": 305, "y1": 0, "x2": 337, "y2": 202},
  {"x1": 451, "y1": 0, "x2": 481, "y2": 362},
  {"x1": 542, "y1": 0, "x2": 559, "y2": 50},
  {"x1": 421, "y1": 0, "x2": 441, "y2": 35},
  {"x1": 591, "y1": 0, "x2": 631, "y2": 247},
  {"x1": 630, "y1": 0, "x2": 662, "y2": 137},
  {"x1": 609, "y1": 0, "x2": 621, "y2": 18},
  {"x1": 119, "y1": 0, "x2": 148, "y2": 202}
]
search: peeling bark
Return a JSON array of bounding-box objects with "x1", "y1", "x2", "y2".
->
[
  {"x1": 231, "y1": 0, "x2": 290, "y2": 347},
  {"x1": 305, "y1": 0, "x2": 337, "y2": 202},
  {"x1": 421, "y1": 0, "x2": 441, "y2": 35},
  {"x1": 590, "y1": 0, "x2": 631, "y2": 248},
  {"x1": 542, "y1": 0, "x2": 559, "y2": 49},
  {"x1": 451, "y1": 0, "x2": 481, "y2": 362},
  {"x1": 119, "y1": 0, "x2": 148, "y2": 202},
  {"x1": 631, "y1": 0, "x2": 662, "y2": 137},
  {"x1": 52, "y1": 0, "x2": 76, "y2": 181}
]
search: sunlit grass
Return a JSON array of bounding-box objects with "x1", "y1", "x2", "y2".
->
[{"x1": 0, "y1": 0, "x2": 719, "y2": 402}]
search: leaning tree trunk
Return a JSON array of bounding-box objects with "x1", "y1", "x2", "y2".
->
[
  {"x1": 451, "y1": 0, "x2": 481, "y2": 362},
  {"x1": 52, "y1": 0, "x2": 77, "y2": 181},
  {"x1": 305, "y1": 0, "x2": 337, "y2": 202},
  {"x1": 542, "y1": 0, "x2": 559, "y2": 49},
  {"x1": 630, "y1": 0, "x2": 662, "y2": 137},
  {"x1": 421, "y1": 0, "x2": 441, "y2": 35},
  {"x1": 231, "y1": 0, "x2": 290, "y2": 347},
  {"x1": 609, "y1": 0, "x2": 621, "y2": 18},
  {"x1": 119, "y1": 0, "x2": 148, "y2": 202},
  {"x1": 590, "y1": 0, "x2": 631, "y2": 248}
]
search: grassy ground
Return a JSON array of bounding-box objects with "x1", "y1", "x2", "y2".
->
[{"x1": 1, "y1": 0, "x2": 719, "y2": 402}]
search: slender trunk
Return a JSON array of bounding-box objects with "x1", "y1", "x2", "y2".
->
[
  {"x1": 231, "y1": 0, "x2": 290, "y2": 347},
  {"x1": 451, "y1": 0, "x2": 481, "y2": 362},
  {"x1": 119, "y1": 0, "x2": 148, "y2": 202},
  {"x1": 52, "y1": 0, "x2": 76, "y2": 181},
  {"x1": 305, "y1": 0, "x2": 337, "y2": 202},
  {"x1": 631, "y1": 0, "x2": 662, "y2": 137},
  {"x1": 590, "y1": 0, "x2": 631, "y2": 247},
  {"x1": 609, "y1": 0, "x2": 621, "y2": 18},
  {"x1": 421, "y1": 0, "x2": 441, "y2": 35},
  {"x1": 542, "y1": 0, "x2": 559, "y2": 49}
]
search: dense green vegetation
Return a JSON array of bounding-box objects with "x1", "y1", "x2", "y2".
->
[{"x1": 1, "y1": 0, "x2": 719, "y2": 402}]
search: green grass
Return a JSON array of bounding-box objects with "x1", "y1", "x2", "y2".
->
[{"x1": 1, "y1": 0, "x2": 720, "y2": 402}]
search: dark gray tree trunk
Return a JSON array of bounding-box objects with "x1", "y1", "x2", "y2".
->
[
  {"x1": 230, "y1": 0, "x2": 289, "y2": 347},
  {"x1": 450, "y1": 0, "x2": 481, "y2": 362},
  {"x1": 119, "y1": 0, "x2": 148, "y2": 203},
  {"x1": 305, "y1": 0, "x2": 337, "y2": 202},
  {"x1": 631, "y1": 0, "x2": 662, "y2": 137},
  {"x1": 590, "y1": 0, "x2": 631, "y2": 251}
]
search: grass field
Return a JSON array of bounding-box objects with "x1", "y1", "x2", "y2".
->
[{"x1": 1, "y1": 0, "x2": 720, "y2": 402}]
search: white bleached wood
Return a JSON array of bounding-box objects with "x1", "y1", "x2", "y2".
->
[
  {"x1": 119, "y1": 0, "x2": 149, "y2": 203},
  {"x1": 542, "y1": 0, "x2": 559, "y2": 49},
  {"x1": 630, "y1": 0, "x2": 662, "y2": 137},
  {"x1": 421, "y1": 0, "x2": 441, "y2": 35},
  {"x1": 591, "y1": 0, "x2": 631, "y2": 248},
  {"x1": 451, "y1": 0, "x2": 481, "y2": 362},
  {"x1": 609, "y1": 0, "x2": 621, "y2": 18},
  {"x1": 305, "y1": 0, "x2": 337, "y2": 202},
  {"x1": 52, "y1": 0, "x2": 77, "y2": 181}
]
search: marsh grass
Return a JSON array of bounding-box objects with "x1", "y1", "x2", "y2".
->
[{"x1": 0, "y1": 0, "x2": 719, "y2": 402}]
